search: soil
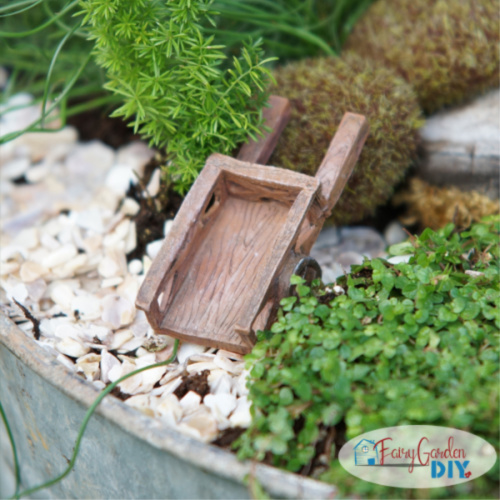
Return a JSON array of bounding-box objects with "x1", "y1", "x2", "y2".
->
[
  {"x1": 67, "y1": 106, "x2": 141, "y2": 149},
  {"x1": 124, "y1": 155, "x2": 184, "y2": 263},
  {"x1": 173, "y1": 370, "x2": 210, "y2": 400}
]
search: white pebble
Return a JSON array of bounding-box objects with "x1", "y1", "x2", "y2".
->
[
  {"x1": 146, "y1": 168, "x2": 161, "y2": 197},
  {"x1": 9, "y1": 283, "x2": 29, "y2": 303},
  {"x1": 146, "y1": 239, "x2": 163, "y2": 260},
  {"x1": 164, "y1": 219, "x2": 173, "y2": 237},
  {"x1": 98, "y1": 256, "x2": 120, "y2": 278},
  {"x1": 42, "y1": 244, "x2": 77, "y2": 269},
  {"x1": 20, "y1": 261, "x2": 45, "y2": 282},
  {"x1": 157, "y1": 393, "x2": 183, "y2": 426},
  {"x1": 101, "y1": 349, "x2": 121, "y2": 384},
  {"x1": 12, "y1": 228, "x2": 38, "y2": 249},
  {"x1": 179, "y1": 391, "x2": 202, "y2": 415},
  {"x1": 56, "y1": 337, "x2": 90, "y2": 358},
  {"x1": 25, "y1": 163, "x2": 49, "y2": 183},
  {"x1": 128, "y1": 259, "x2": 142, "y2": 275},
  {"x1": 75, "y1": 208, "x2": 105, "y2": 234},
  {"x1": 101, "y1": 295, "x2": 135, "y2": 328},
  {"x1": 179, "y1": 407, "x2": 218, "y2": 443},
  {"x1": 120, "y1": 197, "x2": 140, "y2": 217},
  {"x1": 387, "y1": 254, "x2": 413, "y2": 265},
  {"x1": 105, "y1": 165, "x2": 137, "y2": 196},
  {"x1": 229, "y1": 397, "x2": 252, "y2": 428},
  {"x1": 177, "y1": 343, "x2": 207, "y2": 364},
  {"x1": 204, "y1": 393, "x2": 237, "y2": 419},
  {"x1": 2, "y1": 157, "x2": 30, "y2": 180},
  {"x1": 72, "y1": 295, "x2": 102, "y2": 321}
]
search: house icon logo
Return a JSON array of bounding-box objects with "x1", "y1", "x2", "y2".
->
[{"x1": 354, "y1": 439, "x2": 380, "y2": 466}]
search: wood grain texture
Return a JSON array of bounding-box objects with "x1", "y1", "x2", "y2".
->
[
  {"x1": 296, "y1": 112, "x2": 369, "y2": 254},
  {"x1": 136, "y1": 100, "x2": 369, "y2": 353},
  {"x1": 237, "y1": 95, "x2": 291, "y2": 165}
]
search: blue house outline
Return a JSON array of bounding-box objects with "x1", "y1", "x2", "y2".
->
[{"x1": 354, "y1": 439, "x2": 380, "y2": 465}]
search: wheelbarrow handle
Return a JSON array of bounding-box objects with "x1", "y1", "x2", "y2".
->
[
  {"x1": 237, "y1": 95, "x2": 291, "y2": 165},
  {"x1": 296, "y1": 112, "x2": 369, "y2": 254}
]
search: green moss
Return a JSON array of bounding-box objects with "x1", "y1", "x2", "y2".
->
[
  {"x1": 345, "y1": 0, "x2": 500, "y2": 114},
  {"x1": 269, "y1": 53, "x2": 423, "y2": 225}
]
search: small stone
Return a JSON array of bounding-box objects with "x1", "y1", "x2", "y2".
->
[
  {"x1": 56, "y1": 337, "x2": 90, "y2": 358},
  {"x1": 157, "y1": 393, "x2": 183, "y2": 426},
  {"x1": 204, "y1": 393, "x2": 237, "y2": 419},
  {"x1": 384, "y1": 221, "x2": 408, "y2": 246},
  {"x1": 117, "y1": 359, "x2": 142, "y2": 395},
  {"x1": 25, "y1": 163, "x2": 49, "y2": 183},
  {"x1": 210, "y1": 373, "x2": 233, "y2": 395},
  {"x1": 120, "y1": 197, "x2": 140, "y2": 217},
  {"x1": 65, "y1": 140, "x2": 115, "y2": 176},
  {"x1": 12, "y1": 228, "x2": 39, "y2": 249},
  {"x1": 128, "y1": 259, "x2": 143, "y2": 275},
  {"x1": 0, "y1": 262, "x2": 20, "y2": 275},
  {"x1": 229, "y1": 397, "x2": 252, "y2": 428},
  {"x1": 50, "y1": 283, "x2": 75, "y2": 310},
  {"x1": 2, "y1": 157, "x2": 30, "y2": 180},
  {"x1": 164, "y1": 220, "x2": 173, "y2": 237},
  {"x1": 42, "y1": 244, "x2": 77, "y2": 269},
  {"x1": 22, "y1": 127, "x2": 78, "y2": 163},
  {"x1": 20, "y1": 261, "x2": 45, "y2": 282},
  {"x1": 116, "y1": 141, "x2": 154, "y2": 173},
  {"x1": 109, "y1": 330, "x2": 134, "y2": 350},
  {"x1": 213, "y1": 352, "x2": 244, "y2": 375},
  {"x1": 101, "y1": 349, "x2": 121, "y2": 384},
  {"x1": 103, "y1": 219, "x2": 130, "y2": 248},
  {"x1": 146, "y1": 239, "x2": 163, "y2": 260},
  {"x1": 72, "y1": 294, "x2": 102, "y2": 321},
  {"x1": 124, "y1": 222, "x2": 136, "y2": 254},
  {"x1": 179, "y1": 390, "x2": 202, "y2": 415},
  {"x1": 186, "y1": 362, "x2": 217, "y2": 374},
  {"x1": 75, "y1": 208, "x2": 105, "y2": 234},
  {"x1": 105, "y1": 165, "x2": 137, "y2": 196},
  {"x1": 76, "y1": 353, "x2": 101, "y2": 380},
  {"x1": 125, "y1": 395, "x2": 155, "y2": 417},
  {"x1": 56, "y1": 353, "x2": 75, "y2": 371},
  {"x1": 387, "y1": 255, "x2": 413, "y2": 265},
  {"x1": 98, "y1": 255, "x2": 120, "y2": 278},
  {"x1": 177, "y1": 343, "x2": 207, "y2": 364},
  {"x1": 179, "y1": 407, "x2": 218, "y2": 443},
  {"x1": 101, "y1": 295, "x2": 135, "y2": 328},
  {"x1": 9, "y1": 283, "x2": 29, "y2": 303},
  {"x1": 101, "y1": 277, "x2": 124, "y2": 288},
  {"x1": 146, "y1": 168, "x2": 161, "y2": 197},
  {"x1": 25, "y1": 278, "x2": 47, "y2": 302}
]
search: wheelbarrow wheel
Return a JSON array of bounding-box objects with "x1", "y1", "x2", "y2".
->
[{"x1": 289, "y1": 256, "x2": 322, "y2": 295}]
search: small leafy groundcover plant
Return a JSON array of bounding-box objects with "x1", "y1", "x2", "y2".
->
[{"x1": 236, "y1": 216, "x2": 499, "y2": 499}]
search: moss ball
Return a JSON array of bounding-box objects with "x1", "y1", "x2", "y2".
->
[
  {"x1": 269, "y1": 53, "x2": 423, "y2": 225},
  {"x1": 345, "y1": 0, "x2": 500, "y2": 114}
]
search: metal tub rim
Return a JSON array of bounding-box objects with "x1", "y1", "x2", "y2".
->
[{"x1": 0, "y1": 313, "x2": 337, "y2": 499}]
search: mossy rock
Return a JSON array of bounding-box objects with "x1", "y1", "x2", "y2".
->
[
  {"x1": 270, "y1": 53, "x2": 423, "y2": 225},
  {"x1": 345, "y1": 0, "x2": 500, "y2": 114}
]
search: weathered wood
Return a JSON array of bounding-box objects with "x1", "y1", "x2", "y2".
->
[
  {"x1": 137, "y1": 98, "x2": 368, "y2": 353},
  {"x1": 296, "y1": 112, "x2": 369, "y2": 254},
  {"x1": 154, "y1": 156, "x2": 319, "y2": 354},
  {"x1": 237, "y1": 95, "x2": 291, "y2": 165}
]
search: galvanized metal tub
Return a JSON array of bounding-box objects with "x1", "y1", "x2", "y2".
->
[{"x1": 0, "y1": 314, "x2": 337, "y2": 499}]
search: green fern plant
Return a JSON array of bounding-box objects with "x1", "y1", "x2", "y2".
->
[{"x1": 78, "y1": 0, "x2": 274, "y2": 192}]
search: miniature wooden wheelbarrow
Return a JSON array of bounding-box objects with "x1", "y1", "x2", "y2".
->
[{"x1": 136, "y1": 96, "x2": 369, "y2": 354}]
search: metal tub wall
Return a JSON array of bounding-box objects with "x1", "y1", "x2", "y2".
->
[{"x1": 0, "y1": 315, "x2": 337, "y2": 499}]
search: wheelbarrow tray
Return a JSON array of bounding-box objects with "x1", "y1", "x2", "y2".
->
[{"x1": 137, "y1": 154, "x2": 320, "y2": 353}]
